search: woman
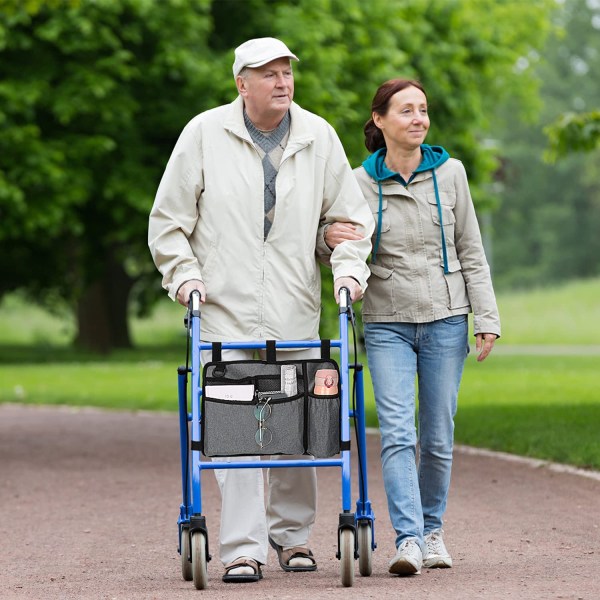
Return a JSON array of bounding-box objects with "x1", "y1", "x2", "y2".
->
[{"x1": 326, "y1": 79, "x2": 500, "y2": 575}]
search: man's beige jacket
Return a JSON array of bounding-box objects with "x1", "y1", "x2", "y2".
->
[{"x1": 149, "y1": 96, "x2": 373, "y2": 342}]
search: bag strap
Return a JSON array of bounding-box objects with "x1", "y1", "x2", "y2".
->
[
  {"x1": 211, "y1": 339, "x2": 331, "y2": 363},
  {"x1": 266, "y1": 340, "x2": 277, "y2": 363},
  {"x1": 211, "y1": 342, "x2": 222, "y2": 362}
]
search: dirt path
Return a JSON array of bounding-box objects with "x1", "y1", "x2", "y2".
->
[{"x1": 1, "y1": 404, "x2": 598, "y2": 599}]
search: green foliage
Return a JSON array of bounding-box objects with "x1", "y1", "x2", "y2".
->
[
  {"x1": 492, "y1": 0, "x2": 600, "y2": 290},
  {"x1": 270, "y1": 0, "x2": 553, "y2": 206},
  {"x1": 544, "y1": 110, "x2": 600, "y2": 161},
  {"x1": 0, "y1": 0, "x2": 555, "y2": 348},
  {"x1": 0, "y1": 0, "x2": 217, "y2": 309}
]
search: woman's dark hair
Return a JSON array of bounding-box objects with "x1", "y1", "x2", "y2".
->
[{"x1": 363, "y1": 79, "x2": 427, "y2": 153}]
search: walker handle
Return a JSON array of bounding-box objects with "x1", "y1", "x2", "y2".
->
[
  {"x1": 338, "y1": 286, "x2": 350, "y2": 311},
  {"x1": 189, "y1": 289, "x2": 202, "y2": 316}
]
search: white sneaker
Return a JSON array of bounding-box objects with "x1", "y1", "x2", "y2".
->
[
  {"x1": 388, "y1": 538, "x2": 422, "y2": 575},
  {"x1": 423, "y1": 529, "x2": 452, "y2": 568}
]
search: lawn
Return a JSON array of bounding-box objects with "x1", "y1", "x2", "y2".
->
[
  {"x1": 1, "y1": 278, "x2": 599, "y2": 469},
  {"x1": 456, "y1": 353, "x2": 600, "y2": 469}
]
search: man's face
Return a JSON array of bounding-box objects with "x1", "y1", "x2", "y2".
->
[{"x1": 237, "y1": 57, "x2": 294, "y2": 124}]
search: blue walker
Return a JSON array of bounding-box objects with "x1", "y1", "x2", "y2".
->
[{"x1": 176, "y1": 288, "x2": 376, "y2": 588}]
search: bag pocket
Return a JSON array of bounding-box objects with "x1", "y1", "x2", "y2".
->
[
  {"x1": 201, "y1": 359, "x2": 339, "y2": 457},
  {"x1": 306, "y1": 393, "x2": 341, "y2": 458},
  {"x1": 202, "y1": 394, "x2": 305, "y2": 457}
]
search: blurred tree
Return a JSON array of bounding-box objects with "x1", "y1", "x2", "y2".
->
[
  {"x1": 272, "y1": 0, "x2": 554, "y2": 339},
  {"x1": 545, "y1": 110, "x2": 600, "y2": 160},
  {"x1": 0, "y1": 0, "x2": 554, "y2": 350},
  {"x1": 492, "y1": 0, "x2": 600, "y2": 289},
  {"x1": 271, "y1": 0, "x2": 554, "y2": 208},
  {"x1": 0, "y1": 0, "x2": 222, "y2": 351}
]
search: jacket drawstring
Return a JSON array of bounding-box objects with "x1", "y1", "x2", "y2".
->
[
  {"x1": 367, "y1": 145, "x2": 450, "y2": 272},
  {"x1": 432, "y1": 169, "x2": 450, "y2": 274},
  {"x1": 373, "y1": 173, "x2": 449, "y2": 273},
  {"x1": 372, "y1": 181, "x2": 384, "y2": 263}
]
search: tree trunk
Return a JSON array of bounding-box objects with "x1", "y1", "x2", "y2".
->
[
  {"x1": 76, "y1": 280, "x2": 112, "y2": 354},
  {"x1": 106, "y1": 257, "x2": 135, "y2": 349},
  {"x1": 75, "y1": 258, "x2": 134, "y2": 353}
]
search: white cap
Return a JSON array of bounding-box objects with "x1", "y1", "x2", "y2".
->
[{"x1": 232, "y1": 37, "x2": 299, "y2": 78}]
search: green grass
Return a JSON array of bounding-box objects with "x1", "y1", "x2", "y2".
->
[
  {"x1": 456, "y1": 354, "x2": 600, "y2": 469},
  {"x1": 3, "y1": 361, "x2": 176, "y2": 411},
  {"x1": 1, "y1": 278, "x2": 599, "y2": 469},
  {"x1": 496, "y1": 278, "x2": 600, "y2": 345},
  {"x1": 362, "y1": 352, "x2": 600, "y2": 469}
]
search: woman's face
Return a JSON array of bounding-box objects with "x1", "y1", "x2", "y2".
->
[{"x1": 373, "y1": 86, "x2": 429, "y2": 150}]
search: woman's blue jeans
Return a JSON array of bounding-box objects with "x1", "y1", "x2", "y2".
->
[{"x1": 364, "y1": 317, "x2": 469, "y2": 549}]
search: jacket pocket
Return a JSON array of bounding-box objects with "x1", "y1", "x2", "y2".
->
[
  {"x1": 303, "y1": 255, "x2": 320, "y2": 299},
  {"x1": 427, "y1": 192, "x2": 456, "y2": 228},
  {"x1": 442, "y1": 260, "x2": 470, "y2": 309},
  {"x1": 199, "y1": 237, "x2": 220, "y2": 289},
  {"x1": 202, "y1": 232, "x2": 219, "y2": 267},
  {"x1": 427, "y1": 189, "x2": 456, "y2": 207},
  {"x1": 429, "y1": 204, "x2": 456, "y2": 228},
  {"x1": 363, "y1": 263, "x2": 394, "y2": 316},
  {"x1": 369, "y1": 198, "x2": 391, "y2": 234}
]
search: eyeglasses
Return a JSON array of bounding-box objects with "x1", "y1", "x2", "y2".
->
[{"x1": 254, "y1": 398, "x2": 272, "y2": 449}]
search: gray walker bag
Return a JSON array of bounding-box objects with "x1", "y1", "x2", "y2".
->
[{"x1": 201, "y1": 346, "x2": 340, "y2": 458}]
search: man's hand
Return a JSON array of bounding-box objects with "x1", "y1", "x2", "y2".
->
[
  {"x1": 325, "y1": 222, "x2": 363, "y2": 250},
  {"x1": 475, "y1": 332, "x2": 497, "y2": 362},
  {"x1": 176, "y1": 279, "x2": 206, "y2": 307},
  {"x1": 334, "y1": 277, "x2": 363, "y2": 304}
]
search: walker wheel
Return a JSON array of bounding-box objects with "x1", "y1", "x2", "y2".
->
[
  {"x1": 357, "y1": 522, "x2": 373, "y2": 576},
  {"x1": 181, "y1": 527, "x2": 193, "y2": 581},
  {"x1": 192, "y1": 531, "x2": 208, "y2": 589},
  {"x1": 339, "y1": 529, "x2": 355, "y2": 587}
]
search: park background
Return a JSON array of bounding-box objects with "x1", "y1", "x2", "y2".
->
[{"x1": 1, "y1": 0, "x2": 599, "y2": 470}]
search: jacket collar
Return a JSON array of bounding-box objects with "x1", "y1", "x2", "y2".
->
[
  {"x1": 362, "y1": 145, "x2": 449, "y2": 183},
  {"x1": 366, "y1": 169, "x2": 434, "y2": 194},
  {"x1": 224, "y1": 96, "x2": 314, "y2": 158},
  {"x1": 364, "y1": 145, "x2": 450, "y2": 268}
]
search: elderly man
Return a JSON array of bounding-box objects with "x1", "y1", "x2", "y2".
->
[{"x1": 149, "y1": 37, "x2": 373, "y2": 583}]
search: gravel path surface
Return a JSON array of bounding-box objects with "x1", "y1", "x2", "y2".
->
[{"x1": 1, "y1": 403, "x2": 598, "y2": 599}]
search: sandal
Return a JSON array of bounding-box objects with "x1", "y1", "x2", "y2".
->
[
  {"x1": 269, "y1": 537, "x2": 317, "y2": 572},
  {"x1": 222, "y1": 557, "x2": 263, "y2": 583}
]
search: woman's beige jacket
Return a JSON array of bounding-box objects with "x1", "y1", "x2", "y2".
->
[{"x1": 354, "y1": 159, "x2": 501, "y2": 337}]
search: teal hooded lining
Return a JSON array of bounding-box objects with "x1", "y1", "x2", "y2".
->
[{"x1": 362, "y1": 144, "x2": 450, "y2": 271}]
